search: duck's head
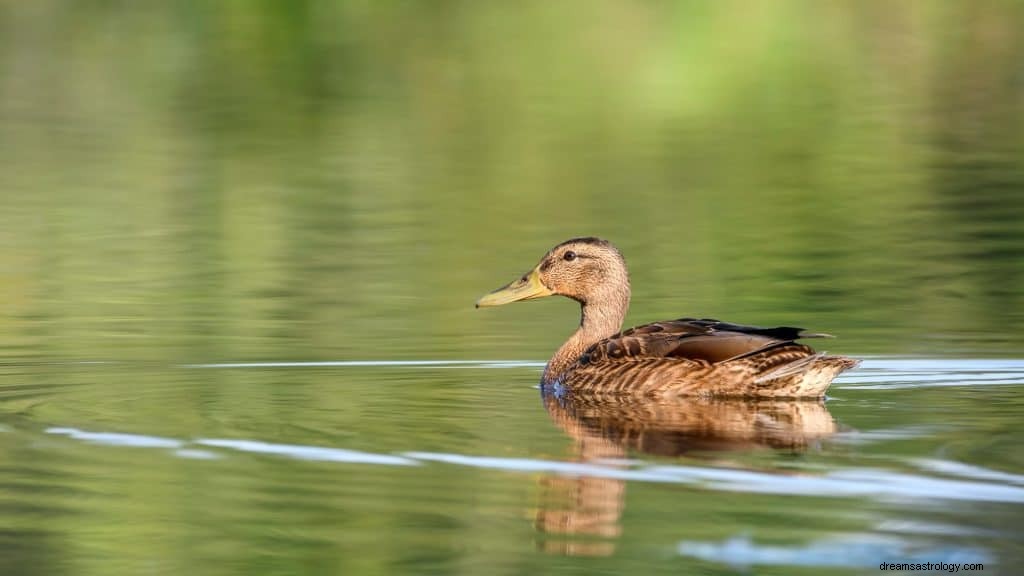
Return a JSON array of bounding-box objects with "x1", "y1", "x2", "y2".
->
[{"x1": 476, "y1": 237, "x2": 630, "y2": 308}]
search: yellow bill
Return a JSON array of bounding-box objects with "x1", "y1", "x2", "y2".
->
[{"x1": 476, "y1": 268, "x2": 553, "y2": 308}]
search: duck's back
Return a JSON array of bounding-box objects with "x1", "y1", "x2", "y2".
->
[{"x1": 557, "y1": 318, "x2": 858, "y2": 398}]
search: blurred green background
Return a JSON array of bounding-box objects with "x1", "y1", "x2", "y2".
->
[
  {"x1": 1, "y1": 1, "x2": 1022, "y2": 363},
  {"x1": 2, "y1": 4, "x2": 1024, "y2": 576}
]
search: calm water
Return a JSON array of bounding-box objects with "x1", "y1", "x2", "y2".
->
[
  {"x1": 2, "y1": 2, "x2": 1023, "y2": 575},
  {"x1": 1, "y1": 360, "x2": 1023, "y2": 575}
]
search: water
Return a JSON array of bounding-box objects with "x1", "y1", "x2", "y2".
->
[
  {"x1": 2, "y1": 2, "x2": 1023, "y2": 575},
  {"x1": 0, "y1": 359, "x2": 1021, "y2": 574}
]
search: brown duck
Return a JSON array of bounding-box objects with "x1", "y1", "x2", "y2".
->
[{"x1": 476, "y1": 237, "x2": 858, "y2": 398}]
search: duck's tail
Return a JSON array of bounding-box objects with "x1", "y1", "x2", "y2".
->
[{"x1": 753, "y1": 353, "x2": 860, "y2": 397}]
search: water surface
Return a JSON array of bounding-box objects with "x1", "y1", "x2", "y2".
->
[{"x1": 1, "y1": 359, "x2": 1022, "y2": 575}]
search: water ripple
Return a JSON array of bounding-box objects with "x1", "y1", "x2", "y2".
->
[
  {"x1": 195, "y1": 438, "x2": 419, "y2": 466},
  {"x1": 839, "y1": 358, "x2": 1024, "y2": 390},
  {"x1": 9, "y1": 357, "x2": 1024, "y2": 392},
  {"x1": 912, "y1": 458, "x2": 1024, "y2": 486},
  {"x1": 182, "y1": 360, "x2": 543, "y2": 369},
  {"x1": 37, "y1": 427, "x2": 1024, "y2": 504},
  {"x1": 45, "y1": 427, "x2": 183, "y2": 449},
  {"x1": 677, "y1": 534, "x2": 992, "y2": 568}
]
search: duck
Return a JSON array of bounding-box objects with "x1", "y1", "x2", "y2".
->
[{"x1": 476, "y1": 237, "x2": 858, "y2": 398}]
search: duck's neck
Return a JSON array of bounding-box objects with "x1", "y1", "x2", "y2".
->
[{"x1": 542, "y1": 288, "x2": 630, "y2": 384}]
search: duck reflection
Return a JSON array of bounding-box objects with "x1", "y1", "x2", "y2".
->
[{"x1": 534, "y1": 393, "x2": 838, "y2": 556}]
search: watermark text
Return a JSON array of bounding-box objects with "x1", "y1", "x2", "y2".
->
[{"x1": 880, "y1": 562, "x2": 984, "y2": 572}]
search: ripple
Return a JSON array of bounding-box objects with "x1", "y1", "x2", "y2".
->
[
  {"x1": 182, "y1": 360, "x2": 543, "y2": 369},
  {"x1": 173, "y1": 448, "x2": 220, "y2": 460},
  {"x1": 677, "y1": 533, "x2": 992, "y2": 568},
  {"x1": 912, "y1": 459, "x2": 1024, "y2": 486},
  {"x1": 402, "y1": 451, "x2": 683, "y2": 482},
  {"x1": 196, "y1": 438, "x2": 419, "y2": 466},
  {"x1": 34, "y1": 427, "x2": 1024, "y2": 504},
  {"x1": 838, "y1": 358, "x2": 1024, "y2": 390},
  {"x1": 44, "y1": 427, "x2": 183, "y2": 449},
  {"x1": 829, "y1": 426, "x2": 942, "y2": 445},
  {"x1": 10, "y1": 357, "x2": 1024, "y2": 393},
  {"x1": 874, "y1": 519, "x2": 1002, "y2": 538}
]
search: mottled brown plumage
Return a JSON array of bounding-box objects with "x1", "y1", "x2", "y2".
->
[{"x1": 477, "y1": 237, "x2": 858, "y2": 398}]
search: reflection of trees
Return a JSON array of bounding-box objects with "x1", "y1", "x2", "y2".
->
[
  {"x1": 927, "y1": 4, "x2": 1024, "y2": 321},
  {"x1": 2, "y1": 2, "x2": 1023, "y2": 363},
  {"x1": 534, "y1": 395, "x2": 837, "y2": 556}
]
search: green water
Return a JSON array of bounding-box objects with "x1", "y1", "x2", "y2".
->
[{"x1": 1, "y1": 2, "x2": 1023, "y2": 575}]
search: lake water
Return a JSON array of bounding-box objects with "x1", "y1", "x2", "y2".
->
[
  {"x1": 1, "y1": 2, "x2": 1023, "y2": 575},
  {"x1": 1, "y1": 359, "x2": 1022, "y2": 574}
]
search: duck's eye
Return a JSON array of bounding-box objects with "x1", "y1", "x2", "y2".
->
[{"x1": 563, "y1": 251, "x2": 577, "y2": 262}]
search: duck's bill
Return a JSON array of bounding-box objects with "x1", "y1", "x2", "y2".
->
[{"x1": 476, "y1": 268, "x2": 553, "y2": 308}]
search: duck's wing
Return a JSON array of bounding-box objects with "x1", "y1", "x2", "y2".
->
[
  {"x1": 578, "y1": 317, "x2": 825, "y2": 366},
  {"x1": 566, "y1": 318, "x2": 854, "y2": 397}
]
